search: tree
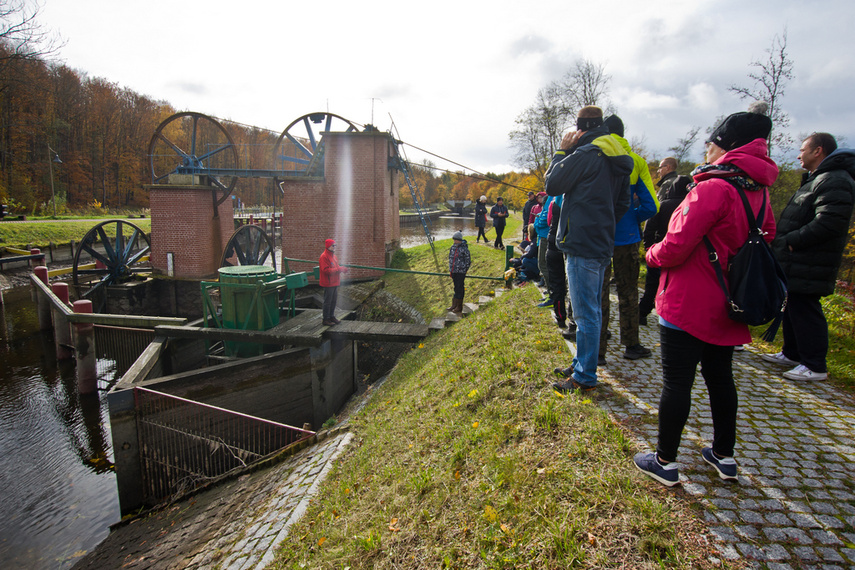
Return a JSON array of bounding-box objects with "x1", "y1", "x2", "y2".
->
[
  {"x1": 0, "y1": 0, "x2": 62, "y2": 69},
  {"x1": 554, "y1": 59, "x2": 612, "y2": 115},
  {"x1": 729, "y1": 29, "x2": 794, "y2": 158},
  {"x1": 668, "y1": 126, "x2": 701, "y2": 163},
  {"x1": 508, "y1": 85, "x2": 566, "y2": 180},
  {"x1": 509, "y1": 59, "x2": 612, "y2": 180}
]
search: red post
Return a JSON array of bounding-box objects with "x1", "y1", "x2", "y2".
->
[
  {"x1": 73, "y1": 300, "x2": 97, "y2": 394},
  {"x1": 51, "y1": 282, "x2": 74, "y2": 360},
  {"x1": 29, "y1": 248, "x2": 42, "y2": 268}
]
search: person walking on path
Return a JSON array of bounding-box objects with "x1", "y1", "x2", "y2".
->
[
  {"x1": 447, "y1": 231, "x2": 471, "y2": 314},
  {"x1": 633, "y1": 104, "x2": 778, "y2": 487},
  {"x1": 489, "y1": 197, "x2": 508, "y2": 249},
  {"x1": 761, "y1": 133, "x2": 855, "y2": 382},
  {"x1": 598, "y1": 115, "x2": 658, "y2": 363},
  {"x1": 474, "y1": 195, "x2": 489, "y2": 243},
  {"x1": 319, "y1": 239, "x2": 348, "y2": 326},
  {"x1": 545, "y1": 105, "x2": 632, "y2": 393}
]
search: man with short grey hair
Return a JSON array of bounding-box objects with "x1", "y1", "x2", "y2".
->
[{"x1": 655, "y1": 156, "x2": 678, "y2": 201}]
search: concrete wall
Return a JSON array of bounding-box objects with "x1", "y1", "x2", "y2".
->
[
  {"x1": 281, "y1": 131, "x2": 399, "y2": 279},
  {"x1": 108, "y1": 338, "x2": 355, "y2": 514}
]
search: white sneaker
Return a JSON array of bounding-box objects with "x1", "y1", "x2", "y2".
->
[
  {"x1": 782, "y1": 364, "x2": 828, "y2": 382},
  {"x1": 760, "y1": 351, "x2": 798, "y2": 366},
  {"x1": 733, "y1": 344, "x2": 745, "y2": 352}
]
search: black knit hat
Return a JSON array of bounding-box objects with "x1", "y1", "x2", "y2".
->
[
  {"x1": 707, "y1": 102, "x2": 772, "y2": 151},
  {"x1": 603, "y1": 115, "x2": 624, "y2": 137}
]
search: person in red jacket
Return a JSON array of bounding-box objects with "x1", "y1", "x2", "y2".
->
[
  {"x1": 319, "y1": 239, "x2": 347, "y2": 326},
  {"x1": 633, "y1": 103, "x2": 778, "y2": 487}
]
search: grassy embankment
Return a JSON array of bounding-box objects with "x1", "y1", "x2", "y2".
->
[
  {"x1": 0, "y1": 218, "x2": 152, "y2": 250},
  {"x1": 268, "y1": 227, "x2": 721, "y2": 568}
]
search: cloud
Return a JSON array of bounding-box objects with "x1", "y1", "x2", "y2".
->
[
  {"x1": 508, "y1": 34, "x2": 553, "y2": 57},
  {"x1": 687, "y1": 83, "x2": 719, "y2": 111},
  {"x1": 168, "y1": 81, "x2": 209, "y2": 96},
  {"x1": 616, "y1": 87, "x2": 680, "y2": 111}
]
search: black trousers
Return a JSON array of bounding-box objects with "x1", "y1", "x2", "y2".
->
[
  {"x1": 493, "y1": 225, "x2": 505, "y2": 248},
  {"x1": 323, "y1": 286, "x2": 338, "y2": 321},
  {"x1": 656, "y1": 326, "x2": 737, "y2": 462},
  {"x1": 476, "y1": 226, "x2": 487, "y2": 242},
  {"x1": 781, "y1": 292, "x2": 828, "y2": 373},
  {"x1": 451, "y1": 273, "x2": 466, "y2": 300},
  {"x1": 639, "y1": 265, "x2": 660, "y2": 318}
]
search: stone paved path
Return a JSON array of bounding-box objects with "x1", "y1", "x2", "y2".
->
[{"x1": 594, "y1": 289, "x2": 855, "y2": 569}]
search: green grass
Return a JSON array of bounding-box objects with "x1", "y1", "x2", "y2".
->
[
  {"x1": 268, "y1": 251, "x2": 721, "y2": 569},
  {"x1": 0, "y1": 218, "x2": 151, "y2": 250}
]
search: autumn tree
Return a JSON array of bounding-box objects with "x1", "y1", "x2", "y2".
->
[{"x1": 729, "y1": 29, "x2": 794, "y2": 158}]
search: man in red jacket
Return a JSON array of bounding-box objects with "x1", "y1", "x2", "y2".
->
[{"x1": 319, "y1": 239, "x2": 347, "y2": 326}]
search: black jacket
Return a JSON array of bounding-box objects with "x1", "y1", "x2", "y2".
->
[
  {"x1": 643, "y1": 175, "x2": 692, "y2": 249},
  {"x1": 772, "y1": 149, "x2": 855, "y2": 296}
]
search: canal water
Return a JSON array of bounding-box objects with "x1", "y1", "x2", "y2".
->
[
  {"x1": 0, "y1": 286, "x2": 120, "y2": 569},
  {"x1": 0, "y1": 213, "x2": 481, "y2": 568}
]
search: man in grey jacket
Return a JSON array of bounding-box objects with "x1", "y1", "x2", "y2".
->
[
  {"x1": 762, "y1": 133, "x2": 855, "y2": 381},
  {"x1": 545, "y1": 106, "x2": 632, "y2": 392}
]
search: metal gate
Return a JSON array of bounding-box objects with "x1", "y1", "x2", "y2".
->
[{"x1": 134, "y1": 387, "x2": 314, "y2": 505}]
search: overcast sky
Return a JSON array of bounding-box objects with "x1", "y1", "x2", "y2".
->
[{"x1": 40, "y1": 0, "x2": 855, "y2": 175}]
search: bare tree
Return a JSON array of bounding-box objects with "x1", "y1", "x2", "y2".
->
[
  {"x1": 509, "y1": 59, "x2": 612, "y2": 178},
  {"x1": 554, "y1": 59, "x2": 612, "y2": 115},
  {"x1": 729, "y1": 29, "x2": 794, "y2": 157},
  {"x1": 668, "y1": 126, "x2": 701, "y2": 163},
  {"x1": 0, "y1": 0, "x2": 62, "y2": 66},
  {"x1": 509, "y1": 85, "x2": 569, "y2": 180}
]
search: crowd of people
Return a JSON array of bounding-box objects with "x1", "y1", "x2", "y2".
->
[{"x1": 455, "y1": 103, "x2": 855, "y2": 488}]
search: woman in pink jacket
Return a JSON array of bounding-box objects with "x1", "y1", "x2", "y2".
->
[{"x1": 634, "y1": 104, "x2": 778, "y2": 486}]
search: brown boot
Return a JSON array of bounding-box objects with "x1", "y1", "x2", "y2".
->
[
  {"x1": 452, "y1": 298, "x2": 463, "y2": 314},
  {"x1": 446, "y1": 300, "x2": 455, "y2": 312}
]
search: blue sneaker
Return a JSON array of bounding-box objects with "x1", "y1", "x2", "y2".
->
[
  {"x1": 701, "y1": 447, "x2": 738, "y2": 481},
  {"x1": 537, "y1": 299, "x2": 554, "y2": 308},
  {"x1": 633, "y1": 452, "x2": 680, "y2": 487}
]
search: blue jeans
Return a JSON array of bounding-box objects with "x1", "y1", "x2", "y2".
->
[{"x1": 565, "y1": 256, "x2": 610, "y2": 385}]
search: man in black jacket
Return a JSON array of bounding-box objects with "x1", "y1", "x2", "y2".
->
[
  {"x1": 521, "y1": 191, "x2": 536, "y2": 240},
  {"x1": 761, "y1": 133, "x2": 855, "y2": 381},
  {"x1": 655, "y1": 157, "x2": 678, "y2": 201}
]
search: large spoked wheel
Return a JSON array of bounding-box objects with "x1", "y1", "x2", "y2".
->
[
  {"x1": 272, "y1": 112, "x2": 357, "y2": 184},
  {"x1": 148, "y1": 111, "x2": 239, "y2": 206},
  {"x1": 72, "y1": 220, "x2": 152, "y2": 310},
  {"x1": 220, "y1": 224, "x2": 276, "y2": 271}
]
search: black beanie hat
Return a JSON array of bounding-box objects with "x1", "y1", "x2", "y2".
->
[
  {"x1": 603, "y1": 115, "x2": 624, "y2": 137},
  {"x1": 707, "y1": 102, "x2": 772, "y2": 151}
]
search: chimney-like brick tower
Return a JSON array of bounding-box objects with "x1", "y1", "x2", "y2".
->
[{"x1": 281, "y1": 131, "x2": 400, "y2": 279}]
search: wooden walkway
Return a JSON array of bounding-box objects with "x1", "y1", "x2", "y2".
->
[{"x1": 154, "y1": 309, "x2": 428, "y2": 348}]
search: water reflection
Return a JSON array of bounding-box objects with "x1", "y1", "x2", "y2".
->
[
  {"x1": 0, "y1": 287, "x2": 119, "y2": 569},
  {"x1": 400, "y1": 214, "x2": 476, "y2": 248}
]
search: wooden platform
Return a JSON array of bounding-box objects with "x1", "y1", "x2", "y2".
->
[{"x1": 154, "y1": 308, "x2": 428, "y2": 348}]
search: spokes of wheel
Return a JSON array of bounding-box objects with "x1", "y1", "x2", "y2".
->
[
  {"x1": 72, "y1": 220, "x2": 152, "y2": 310},
  {"x1": 221, "y1": 224, "x2": 276, "y2": 271}
]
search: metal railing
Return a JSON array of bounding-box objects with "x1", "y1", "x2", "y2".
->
[
  {"x1": 134, "y1": 387, "x2": 314, "y2": 505},
  {"x1": 95, "y1": 325, "x2": 156, "y2": 378}
]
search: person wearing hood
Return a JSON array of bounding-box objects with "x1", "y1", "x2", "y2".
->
[
  {"x1": 447, "y1": 231, "x2": 471, "y2": 314},
  {"x1": 634, "y1": 103, "x2": 778, "y2": 487},
  {"x1": 598, "y1": 115, "x2": 659, "y2": 363},
  {"x1": 544, "y1": 105, "x2": 633, "y2": 393},
  {"x1": 761, "y1": 133, "x2": 855, "y2": 382}
]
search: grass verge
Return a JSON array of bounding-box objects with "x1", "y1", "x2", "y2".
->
[
  {"x1": 269, "y1": 288, "x2": 722, "y2": 568},
  {"x1": 0, "y1": 218, "x2": 151, "y2": 249}
]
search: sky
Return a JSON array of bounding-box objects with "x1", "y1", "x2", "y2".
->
[{"x1": 38, "y1": 0, "x2": 855, "y2": 175}]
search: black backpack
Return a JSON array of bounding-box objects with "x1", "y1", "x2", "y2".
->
[{"x1": 703, "y1": 179, "x2": 787, "y2": 341}]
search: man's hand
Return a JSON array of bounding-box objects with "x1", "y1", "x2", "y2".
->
[{"x1": 560, "y1": 130, "x2": 583, "y2": 151}]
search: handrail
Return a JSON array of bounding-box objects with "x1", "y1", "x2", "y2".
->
[
  {"x1": 281, "y1": 257, "x2": 505, "y2": 282},
  {"x1": 29, "y1": 274, "x2": 187, "y2": 327}
]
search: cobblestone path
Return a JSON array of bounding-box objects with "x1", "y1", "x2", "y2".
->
[{"x1": 595, "y1": 290, "x2": 855, "y2": 569}]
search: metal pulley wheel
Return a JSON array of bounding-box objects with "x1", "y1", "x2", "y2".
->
[
  {"x1": 272, "y1": 112, "x2": 358, "y2": 184},
  {"x1": 220, "y1": 224, "x2": 276, "y2": 271},
  {"x1": 148, "y1": 111, "x2": 239, "y2": 206}
]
